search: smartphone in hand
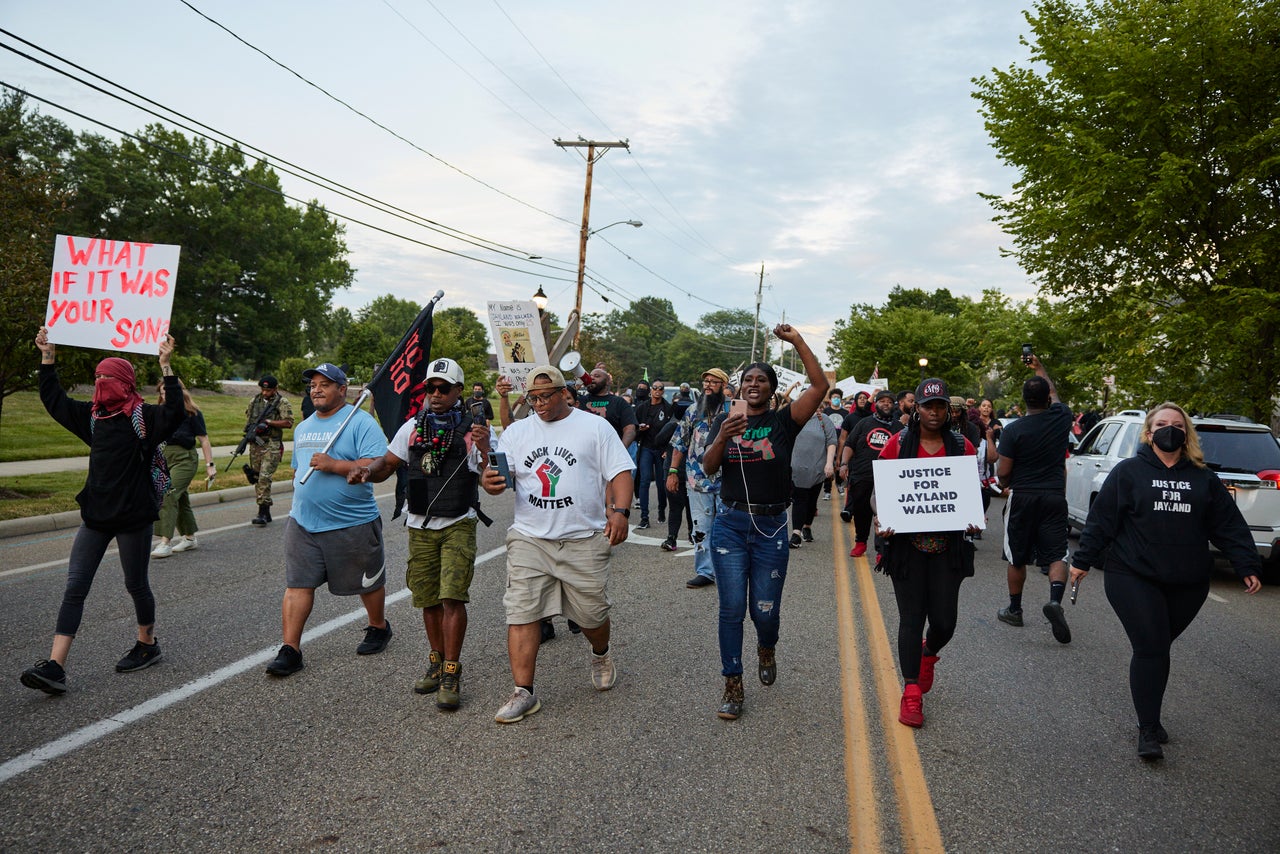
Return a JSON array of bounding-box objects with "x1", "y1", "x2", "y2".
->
[
  {"x1": 1021, "y1": 343, "x2": 1034, "y2": 365},
  {"x1": 488, "y1": 451, "x2": 514, "y2": 489},
  {"x1": 729, "y1": 398, "x2": 748, "y2": 418}
]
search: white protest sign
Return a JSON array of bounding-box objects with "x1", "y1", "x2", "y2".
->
[
  {"x1": 46, "y1": 235, "x2": 180, "y2": 356},
  {"x1": 487, "y1": 300, "x2": 550, "y2": 392},
  {"x1": 873, "y1": 456, "x2": 985, "y2": 534}
]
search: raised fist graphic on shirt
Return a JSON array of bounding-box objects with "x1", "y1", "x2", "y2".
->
[{"x1": 536, "y1": 459, "x2": 563, "y2": 497}]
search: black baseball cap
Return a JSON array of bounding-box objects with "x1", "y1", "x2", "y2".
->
[{"x1": 915, "y1": 377, "x2": 949, "y2": 405}]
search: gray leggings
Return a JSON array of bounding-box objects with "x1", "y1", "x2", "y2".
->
[{"x1": 55, "y1": 523, "x2": 156, "y2": 637}]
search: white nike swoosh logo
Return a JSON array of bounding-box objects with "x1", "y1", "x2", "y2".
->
[{"x1": 361, "y1": 565, "x2": 385, "y2": 588}]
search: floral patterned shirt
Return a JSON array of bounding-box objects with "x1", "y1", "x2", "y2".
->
[{"x1": 671, "y1": 407, "x2": 721, "y2": 494}]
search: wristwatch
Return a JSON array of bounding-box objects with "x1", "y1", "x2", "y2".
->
[{"x1": 610, "y1": 505, "x2": 631, "y2": 518}]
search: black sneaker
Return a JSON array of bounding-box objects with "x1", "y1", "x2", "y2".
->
[
  {"x1": 266, "y1": 644, "x2": 303, "y2": 677},
  {"x1": 789, "y1": 532, "x2": 802, "y2": 549},
  {"x1": 1138, "y1": 724, "x2": 1164, "y2": 760},
  {"x1": 567, "y1": 619, "x2": 582, "y2": 634},
  {"x1": 657, "y1": 509, "x2": 666, "y2": 523},
  {"x1": 539, "y1": 619, "x2": 555, "y2": 643},
  {"x1": 21, "y1": 659, "x2": 67, "y2": 695},
  {"x1": 802, "y1": 528, "x2": 814, "y2": 543},
  {"x1": 839, "y1": 510, "x2": 852, "y2": 523},
  {"x1": 356, "y1": 620, "x2": 393, "y2": 655},
  {"x1": 660, "y1": 537, "x2": 677, "y2": 552},
  {"x1": 1043, "y1": 602, "x2": 1071, "y2": 644},
  {"x1": 637, "y1": 518, "x2": 650, "y2": 530},
  {"x1": 997, "y1": 606, "x2": 1024, "y2": 627},
  {"x1": 686, "y1": 575, "x2": 714, "y2": 589},
  {"x1": 116, "y1": 640, "x2": 162, "y2": 672}
]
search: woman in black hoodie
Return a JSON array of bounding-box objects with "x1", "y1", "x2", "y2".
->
[
  {"x1": 20, "y1": 327, "x2": 184, "y2": 695},
  {"x1": 1070, "y1": 402, "x2": 1261, "y2": 760}
]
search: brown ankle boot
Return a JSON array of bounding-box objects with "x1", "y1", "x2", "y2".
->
[
  {"x1": 717, "y1": 674, "x2": 744, "y2": 720},
  {"x1": 757, "y1": 645, "x2": 776, "y2": 686}
]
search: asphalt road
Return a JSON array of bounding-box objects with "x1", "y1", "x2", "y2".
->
[{"x1": 0, "y1": 488, "x2": 1276, "y2": 852}]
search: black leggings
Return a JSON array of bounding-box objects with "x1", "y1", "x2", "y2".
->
[
  {"x1": 791, "y1": 484, "x2": 821, "y2": 530},
  {"x1": 890, "y1": 550, "x2": 965, "y2": 680},
  {"x1": 56, "y1": 523, "x2": 156, "y2": 637},
  {"x1": 1104, "y1": 570, "x2": 1209, "y2": 727},
  {"x1": 846, "y1": 478, "x2": 874, "y2": 543},
  {"x1": 666, "y1": 478, "x2": 692, "y2": 539}
]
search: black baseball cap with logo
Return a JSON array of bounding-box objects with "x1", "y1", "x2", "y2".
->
[{"x1": 915, "y1": 377, "x2": 949, "y2": 405}]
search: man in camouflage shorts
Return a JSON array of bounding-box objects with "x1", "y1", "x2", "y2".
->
[{"x1": 246, "y1": 375, "x2": 294, "y2": 526}]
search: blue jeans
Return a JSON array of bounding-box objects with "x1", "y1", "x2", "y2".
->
[
  {"x1": 687, "y1": 489, "x2": 718, "y2": 579},
  {"x1": 636, "y1": 446, "x2": 667, "y2": 519},
  {"x1": 711, "y1": 500, "x2": 790, "y2": 676}
]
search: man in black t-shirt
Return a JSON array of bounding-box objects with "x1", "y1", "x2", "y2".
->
[
  {"x1": 634, "y1": 382, "x2": 673, "y2": 528},
  {"x1": 577, "y1": 367, "x2": 638, "y2": 449},
  {"x1": 995, "y1": 354, "x2": 1074, "y2": 644}
]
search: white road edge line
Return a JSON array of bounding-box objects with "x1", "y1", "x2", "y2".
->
[
  {"x1": 0, "y1": 544, "x2": 508, "y2": 785},
  {"x1": 1207, "y1": 592, "x2": 1227, "y2": 604}
]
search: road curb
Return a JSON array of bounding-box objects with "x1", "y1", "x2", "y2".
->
[{"x1": 0, "y1": 481, "x2": 295, "y2": 540}]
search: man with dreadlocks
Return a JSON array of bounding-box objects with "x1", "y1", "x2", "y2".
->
[
  {"x1": 358, "y1": 358, "x2": 491, "y2": 711},
  {"x1": 666, "y1": 368, "x2": 731, "y2": 589}
]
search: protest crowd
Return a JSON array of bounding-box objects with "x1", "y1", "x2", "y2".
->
[{"x1": 20, "y1": 320, "x2": 1263, "y2": 763}]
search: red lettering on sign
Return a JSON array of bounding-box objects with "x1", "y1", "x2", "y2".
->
[
  {"x1": 110, "y1": 317, "x2": 170, "y2": 349},
  {"x1": 119, "y1": 269, "x2": 156, "y2": 296},
  {"x1": 65, "y1": 236, "x2": 94, "y2": 266}
]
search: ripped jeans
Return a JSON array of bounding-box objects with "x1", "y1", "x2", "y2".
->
[{"x1": 711, "y1": 500, "x2": 790, "y2": 676}]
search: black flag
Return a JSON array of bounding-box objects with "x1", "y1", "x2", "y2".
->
[{"x1": 367, "y1": 291, "x2": 444, "y2": 440}]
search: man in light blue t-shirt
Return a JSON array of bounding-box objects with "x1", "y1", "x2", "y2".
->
[{"x1": 264, "y1": 363, "x2": 391, "y2": 678}]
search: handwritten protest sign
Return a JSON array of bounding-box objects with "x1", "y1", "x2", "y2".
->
[
  {"x1": 45, "y1": 235, "x2": 180, "y2": 355},
  {"x1": 487, "y1": 300, "x2": 550, "y2": 391},
  {"x1": 873, "y1": 456, "x2": 985, "y2": 534}
]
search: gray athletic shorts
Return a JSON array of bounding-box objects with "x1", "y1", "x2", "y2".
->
[{"x1": 284, "y1": 516, "x2": 385, "y2": 595}]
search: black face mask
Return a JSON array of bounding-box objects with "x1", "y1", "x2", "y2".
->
[{"x1": 1152, "y1": 425, "x2": 1186, "y2": 453}]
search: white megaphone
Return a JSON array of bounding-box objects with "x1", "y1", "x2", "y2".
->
[{"x1": 558, "y1": 351, "x2": 592, "y2": 385}]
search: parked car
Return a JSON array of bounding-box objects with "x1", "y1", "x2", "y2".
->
[{"x1": 1066, "y1": 411, "x2": 1280, "y2": 575}]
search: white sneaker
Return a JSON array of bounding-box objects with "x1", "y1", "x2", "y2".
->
[
  {"x1": 171, "y1": 535, "x2": 198, "y2": 553},
  {"x1": 151, "y1": 541, "x2": 172, "y2": 558},
  {"x1": 591, "y1": 649, "x2": 617, "y2": 691},
  {"x1": 494, "y1": 687, "x2": 541, "y2": 724}
]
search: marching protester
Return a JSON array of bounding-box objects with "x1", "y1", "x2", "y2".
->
[
  {"x1": 667, "y1": 368, "x2": 729, "y2": 589},
  {"x1": 481, "y1": 365, "x2": 634, "y2": 724},
  {"x1": 264, "y1": 364, "x2": 391, "y2": 677},
  {"x1": 1069, "y1": 403, "x2": 1261, "y2": 760},
  {"x1": 244, "y1": 375, "x2": 294, "y2": 526},
  {"x1": 634, "y1": 381, "x2": 673, "y2": 529},
  {"x1": 151, "y1": 380, "x2": 216, "y2": 558},
  {"x1": 995, "y1": 353, "x2": 1074, "y2": 643},
  {"x1": 21, "y1": 327, "x2": 184, "y2": 695},
  {"x1": 702, "y1": 325, "x2": 828, "y2": 720},
  {"x1": 357, "y1": 358, "x2": 490, "y2": 711},
  {"x1": 841, "y1": 390, "x2": 904, "y2": 559},
  {"x1": 789, "y1": 409, "x2": 837, "y2": 548},
  {"x1": 873, "y1": 378, "x2": 980, "y2": 728}
]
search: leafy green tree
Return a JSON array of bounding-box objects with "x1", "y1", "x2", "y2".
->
[
  {"x1": 974, "y1": 0, "x2": 1280, "y2": 423},
  {"x1": 358, "y1": 295, "x2": 421, "y2": 340},
  {"x1": 336, "y1": 321, "x2": 392, "y2": 384},
  {"x1": 432, "y1": 306, "x2": 493, "y2": 389}
]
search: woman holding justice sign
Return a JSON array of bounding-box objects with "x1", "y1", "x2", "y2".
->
[
  {"x1": 874, "y1": 377, "x2": 980, "y2": 729},
  {"x1": 22, "y1": 327, "x2": 185, "y2": 695}
]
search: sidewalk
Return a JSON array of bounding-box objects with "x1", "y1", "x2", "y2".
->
[{"x1": 0, "y1": 443, "x2": 295, "y2": 539}]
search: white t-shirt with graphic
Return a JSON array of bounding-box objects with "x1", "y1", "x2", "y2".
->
[{"x1": 497, "y1": 407, "x2": 634, "y2": 540}]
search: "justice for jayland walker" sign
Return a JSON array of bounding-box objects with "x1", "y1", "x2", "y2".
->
[{"x1": 873, "y1": 456, "x2": 985, "y2": 534}]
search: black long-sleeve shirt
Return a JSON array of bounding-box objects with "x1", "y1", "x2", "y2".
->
[
  {"x1": 1073, "y1": 444, "x2": 1261, "y2": 583},
  {"x1": 40, "y1": 364, "x2": 185, "y2": 533}
]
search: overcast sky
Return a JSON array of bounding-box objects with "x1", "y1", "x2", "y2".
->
[{"x1": 3, "y1": 1, "x2": 1039, "y2": 374}]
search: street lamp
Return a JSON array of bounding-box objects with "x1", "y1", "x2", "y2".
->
[
  {"x1": 918, "y1": 357, "x2": 928, "y2": 381},
  {"x1": 532, "y1": 286, "x2": 550, "y2": 349},
  {"x1": 589, "y1": 219, "x2": 643, "y2": 236},
  {"x1": 531, "y1": 285, "x2": 548, "y2": 311}
]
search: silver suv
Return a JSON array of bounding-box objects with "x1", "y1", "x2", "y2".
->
[{"x1": 1066, "y1": 411, "x2": 1280, "y2": 571}]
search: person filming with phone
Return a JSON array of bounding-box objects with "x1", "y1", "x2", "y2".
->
[
  {"x1": 355, "y1": 358, "x2": 492, "y2": 711},
  {"x1": 1069, "y1": 402, "x2": 1261, "y2": 761}
]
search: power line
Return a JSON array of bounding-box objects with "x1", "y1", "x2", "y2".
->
[{"x1": 176, "y1": 0, "x2": 575, "y2": 226}]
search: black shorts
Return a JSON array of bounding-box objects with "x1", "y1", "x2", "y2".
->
[{"x1": 1002, "y1": 491, "x2": 1068, "y2": 568}]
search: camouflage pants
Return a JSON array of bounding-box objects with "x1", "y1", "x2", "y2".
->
[{"x1": 249, "y1": 440, "x2": 283, "y2": 507}]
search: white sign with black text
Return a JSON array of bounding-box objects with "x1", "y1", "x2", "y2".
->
[{"x1": 873, "y1": 456, "x2": 985, "y2": 534}]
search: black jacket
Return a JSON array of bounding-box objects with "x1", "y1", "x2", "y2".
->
[
  {"x1": 41, "y1": 365, "x2": 185, "y2": 533},
  {"x1": 1073, "y1": 444, "x2": 1260, "y2": 583}
]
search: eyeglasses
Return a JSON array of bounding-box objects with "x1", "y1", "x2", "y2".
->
[
  {"x1": 425, "y1": 383, "x2": 455, "y2": 395},
  {"x1": 526, "y1": 391, "x2": 561, "y2": 405}
]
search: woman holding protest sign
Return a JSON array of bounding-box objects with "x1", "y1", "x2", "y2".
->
[
  {"x1": 874, "y1": 377, "x2": 980, "y2": 729},
  {"x1": 20, "y1": 327, "x2": 184, "y2": 695},
  {"x1": 151, "y1": 380, "x2": 215, "y2": 558},
  {"x1": 702, "y1": 324, "x2": 828, "y2": 721}
]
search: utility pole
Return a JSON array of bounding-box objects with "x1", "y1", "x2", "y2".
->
[
  {"x1": 750, "y1": 263, "x2": 765, "y2": 363},
  {"x1": 554, "y1": 137, "x2": 629, "y2": 347}
]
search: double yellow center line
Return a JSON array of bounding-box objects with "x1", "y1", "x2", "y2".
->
[{"x1": 831, "y1": 505, "x2": 945, "y2": 853}]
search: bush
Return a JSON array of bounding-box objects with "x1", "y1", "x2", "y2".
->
[
  {"x1": 276, "y1": 357, "x2": 312, "y2": 394},
  {"x1": 170, "y1": 354, "x2": 223, "y2": 391}
]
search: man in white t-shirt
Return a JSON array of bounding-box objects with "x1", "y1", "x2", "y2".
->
[
  {"x1": 359, "y1": 357, "x2": 491, "y2": 711},
  {"x1": 481, "y1": 364, "x2": 634, "y2": 724}
]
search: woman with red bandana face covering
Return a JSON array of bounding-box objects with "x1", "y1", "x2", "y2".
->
[{"x1": 20, "y1": 327, "x2": 185, "y2": 696}]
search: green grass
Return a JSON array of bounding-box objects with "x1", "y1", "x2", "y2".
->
[
  {"x1": 0, "y1": 388, "x2": 276, "y2": 462},
  {"x1": 0, "y1": 452, "x2": 295, "y2": 521}
]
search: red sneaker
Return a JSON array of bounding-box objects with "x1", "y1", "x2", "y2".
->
[
  {"x1": 899, "y1": 683, "x2": 924, "y2": 728},
  {"x1": 918, "y1": 642, "x2": 940, "y2": 694},
  {"x1": 850, "y1": 542, "x2": 867, "y2": 558}
]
